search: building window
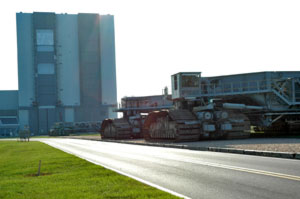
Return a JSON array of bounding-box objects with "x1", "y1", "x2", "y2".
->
[
  {"x1": 37, "y1": 63, "x2": 55, "y2": 74},
  {"x1": 181, "y1": 74, "x2": 199, "y2": 88},
  {"x1": 174, "y1": 75, "x2": 178, "y2": 90},
  {"x1": 36, "y1": 29, "x2": 54, "y2": 46}
]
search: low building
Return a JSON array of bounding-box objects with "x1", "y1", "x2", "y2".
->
[{"x1": 0, "y1": 91, "x2": 19, "y2": 137}]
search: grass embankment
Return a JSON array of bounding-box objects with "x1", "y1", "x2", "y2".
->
[
  {"x1": 0, "y1": 141, "x2": 179, "y2": 199},
  {"x1": 69, "y1": 132, "x2": 100, "y2": 137}
]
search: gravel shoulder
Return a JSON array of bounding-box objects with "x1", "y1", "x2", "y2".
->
[
  {"x1": 67, "y1": 135, "x2": 300, "y2": 153},
  {"x1": 181, "y1": 138, "x2": 300, "y2": 153}
]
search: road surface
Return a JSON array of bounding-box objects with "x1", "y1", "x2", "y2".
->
[{"x1": 40, "y1": 138, "x2": 300, "y2": 199}]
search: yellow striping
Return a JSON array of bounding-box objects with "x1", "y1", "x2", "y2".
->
[
  {"x1": 160, "y1": 153, "x2": 300, "y2": 182},
  {"x1": 200, "y1": 161, "x2": 300, "y2": 182},
  {"x1": 226, "y1": 167, "x2": 300, "y2": 181}
]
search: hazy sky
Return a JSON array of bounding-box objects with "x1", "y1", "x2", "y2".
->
[{"x1": 1, "y1": 0, "x2": 300, "y2": 102}]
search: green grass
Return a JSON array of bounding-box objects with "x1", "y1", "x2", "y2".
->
[
  {"x1": 31, "y1": 135, "x2": 53, "y2": 138},
  {"x1": 69, "y1": 133, "x2": 100, "y2": 137},
  {"x1": 0, "y1": 141, "x2": 179, "y2": 199}
]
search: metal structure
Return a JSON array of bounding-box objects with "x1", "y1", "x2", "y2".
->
[
  {"x1": 100, "y1": 95, "x2": 173, "y2": 139},
  {"x1": 49, "y1": 121, "x2": 101, "y2": 136},
  {"x1": 143, "y1": 71, "x2": 300, "y2": 141}
]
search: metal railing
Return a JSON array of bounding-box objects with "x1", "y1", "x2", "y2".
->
[
  {"x1": 200, "y1": 80, "x2": 269, "y2": 96},
  {"x1": 180, "y1": 77, "x2": 300, "y2": 105}
]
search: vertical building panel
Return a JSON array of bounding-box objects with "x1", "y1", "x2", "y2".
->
[
  {"x1": 37, "y1": 108, "x2": 57, "y2": 134},
  {"x1": 29, "y1": 109, "x2": 38, "y2": 134},
  {"x1": 99, "y1": 15, "x2": 117, "y2": 105},
  {"x1": 16, "y1": 13, "x2": 35, "y2": 107},
  {"x1": 18, "y1": 110, "x2": 28, "y2": 129},
  {"x1": 78, "y1": 13, "x2": 102, "y2": 107},
  {"x1": 38, "y1": 108, "x2": 47, "y2": 134},
  {"x1": 33, "y1": 12, "x2": 55, "y2": 29},
  {"x1": 33, "y1": 12, "x2": 57, "y2": 107},
  {"x1": 47, "y1": 108, "x2": 56, "y2": 131},
  {"x1": 56, "y1": 14, "x2": 80, "y2": 106},
  {"x1": 65, "y1": 108, "x2": 74, "y2": 122},
  {"x1": 36, "y1": 75, "x2": 56, "y2": 106},
  {"x1": 76, "y1": 13, "x2": 104, "y2": 122}
]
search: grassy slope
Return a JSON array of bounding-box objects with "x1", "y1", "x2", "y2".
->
[
  {"x1": 0, "y1": 141, "x2": 179, "y2": 199},
  {"x1": 69, "y1": 133, "x2": 100, "y2": 136}
]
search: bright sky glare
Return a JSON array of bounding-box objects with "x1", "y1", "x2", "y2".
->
[{"x1": 1, "y1": 0, "x2": 300, "y2": 102}]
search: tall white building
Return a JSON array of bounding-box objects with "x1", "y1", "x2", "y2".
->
[{"x1": 0, "y1": 12, "x2": 117, "y2": 136}]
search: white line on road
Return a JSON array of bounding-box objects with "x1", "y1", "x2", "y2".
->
[
  {"x1": 44, "y1": 139, "x2": 300, "y2": 182},
  {"x1": 42, "y1": 140, "x2": 191, "y2": 199},
  {"x1": 49, "y1": 139, "x2": 300, "y2": 182}
]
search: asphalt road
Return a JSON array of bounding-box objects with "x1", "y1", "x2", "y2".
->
[{"x1": 40, "y1": 138, "x2": 300, "y2": 199}]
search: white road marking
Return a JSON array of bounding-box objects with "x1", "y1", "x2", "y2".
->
[
  {"x1": 42, "y1": 140, "x2": 191, "y2": 199},
  {"x1": 44, "y1": 139, "x2": 300, "y2": 182}
]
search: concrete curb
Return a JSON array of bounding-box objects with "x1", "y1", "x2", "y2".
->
[{"x1": 67, "y1": 137, "x2": 300, "y2": 160}]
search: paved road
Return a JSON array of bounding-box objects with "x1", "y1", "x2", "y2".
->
[{"x1": 40, "y1": 138, "x2": 300, "y2": 199}]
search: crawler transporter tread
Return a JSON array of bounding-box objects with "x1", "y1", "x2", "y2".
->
[{"x1": 143, "y1": 109, "x2": 200, "y2": 142}]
